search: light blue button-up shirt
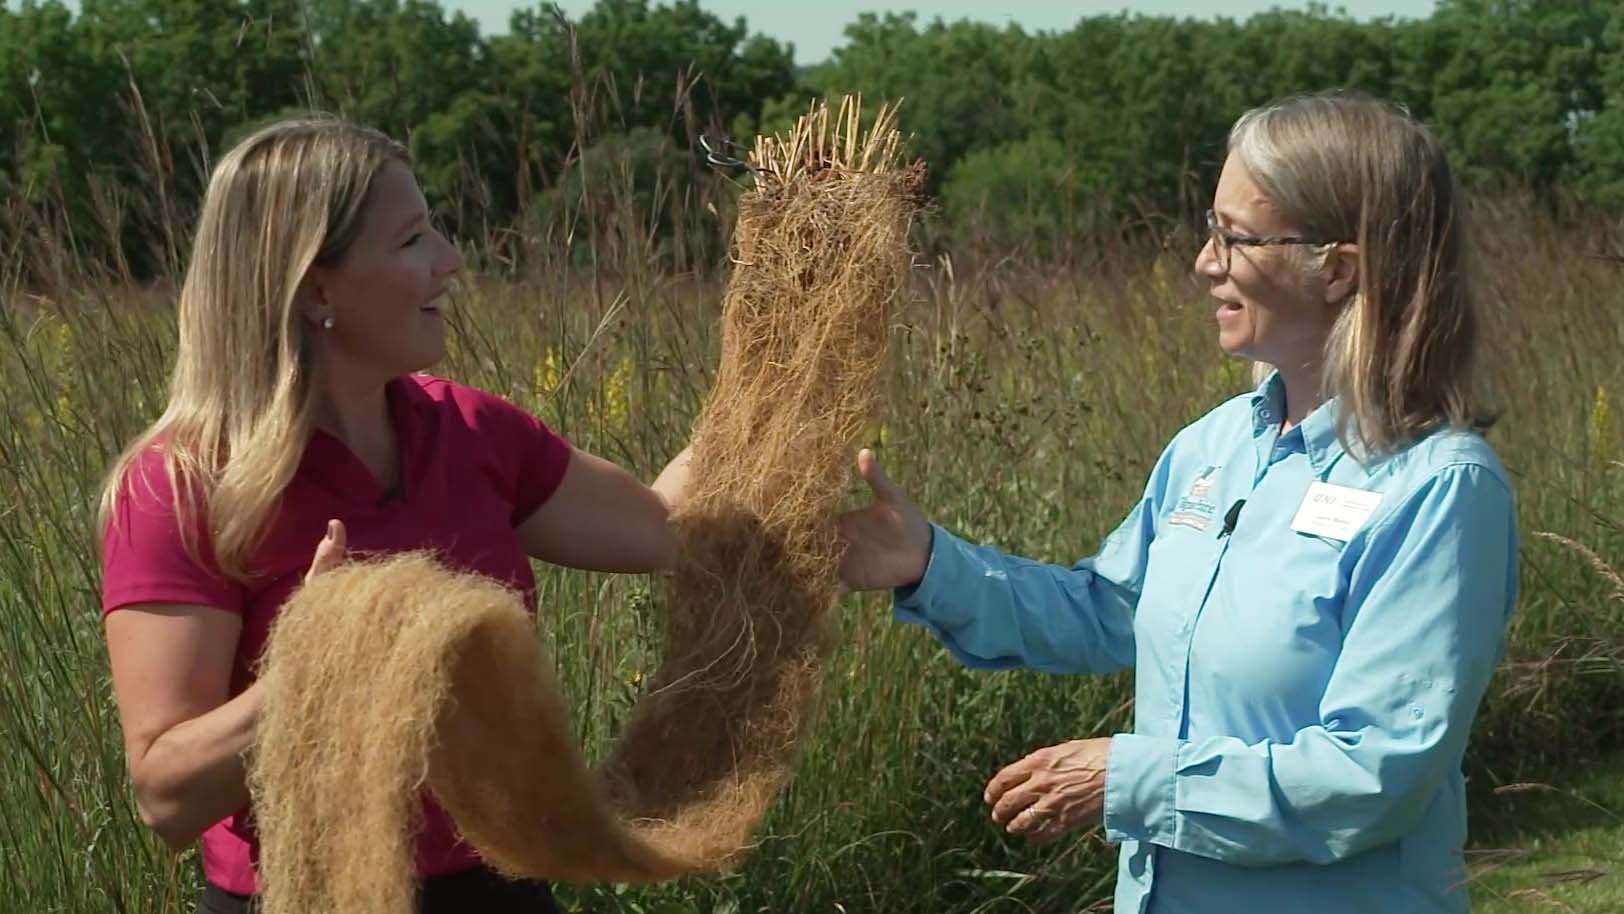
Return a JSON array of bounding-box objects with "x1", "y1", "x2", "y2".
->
[{"x1": 895, "y1": 373, "x2": 1518, "y2": 914}]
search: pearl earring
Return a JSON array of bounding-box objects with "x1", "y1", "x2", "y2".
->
[{"x1": 321, "y1": 316, "x2": 334, "y2": 330}]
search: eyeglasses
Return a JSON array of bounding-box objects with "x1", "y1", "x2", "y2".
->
[{"x1": 1204, "y1": 209, "x2": 1342, "y2": 272}]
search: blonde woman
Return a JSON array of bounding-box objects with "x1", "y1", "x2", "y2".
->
[
  {"x1": 98, "y1": 118, "x2": 691, "y2": 913},
  {"x1": 839, "y1": 91, "x2": 1517, "y2": 913}
]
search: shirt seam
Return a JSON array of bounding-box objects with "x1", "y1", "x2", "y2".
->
[{"x1": 1359, "y1": 460, "x2": 1510, "y2": 544}]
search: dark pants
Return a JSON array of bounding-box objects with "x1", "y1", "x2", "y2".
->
[{"x1": 197, "y1": 865, "x2": 561, "y2": 914}]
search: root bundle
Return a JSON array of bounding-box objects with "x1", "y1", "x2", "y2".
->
[{"x1": 249, "y1": 96, "x2": 923, "y2": 914}]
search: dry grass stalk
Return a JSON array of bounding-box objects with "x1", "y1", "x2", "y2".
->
[
  {"x1": 248, "y1": 94, "x2": 923, "y2": 914},
  {"x1": 1531, "y1": 531, "x2": 1624, "y2": 605}
]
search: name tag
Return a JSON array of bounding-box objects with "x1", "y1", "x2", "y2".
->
[{"x1": 1290, "y1": 482, "x2": 1382, "y2": 542}]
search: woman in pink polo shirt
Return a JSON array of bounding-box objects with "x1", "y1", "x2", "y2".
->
[{"x1": 97, "y1": 117, "x2": 691, "y2": 913}]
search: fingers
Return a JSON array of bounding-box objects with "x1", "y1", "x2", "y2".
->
[
  {"x1": 991, "y1": 777, "x2": 1043, "y2": 826},
  {"x1": 857, "y1": 448, "x2": 899, "y2": 502},
  {"x1": 986, "y1": 743, "x2": 1109, "y2": 845},
  {"x1": 857, "y1": 446, "x2": 876, "y2": 476},
  {"x1": 1024, "y1": 814, "x2": 1072, "y2": 846},
  {"x1": 989, "y1": 773, "x2": 1052, "y2": 836},
  {"x1": 1024, "y1": 801, "x2": 1101, "y2": 845},
  {"x1": 305, "y1": 519, "x2": 347, "y2": 582},
  {"x1": 984, "y1": 752, "x2": 1037, "y2": 806},
  {"x1": 1006, "y1": 801, "x2": 1055, "y2": 836}
]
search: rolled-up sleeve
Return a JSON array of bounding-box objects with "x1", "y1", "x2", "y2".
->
[
  {"x1": 891, "y1": 443, "x2": 1178, "y2": 674},
  {"x1": 1103, "y1": 462, "x2": 1517, "y2": 865}
]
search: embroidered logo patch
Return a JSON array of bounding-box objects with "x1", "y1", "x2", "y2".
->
[
  {"x1": 1168, "y1": 465, "x2": 1222, "y2": 531},
  {"x1": 1189, "y1": 464, "x2": 1220, "y2": 497}
]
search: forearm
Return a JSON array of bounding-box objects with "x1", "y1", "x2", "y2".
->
[
  {"x1": 636, "y1": 444, "x2": 693, "y2": 572},
  {"x1": 626, "y1": 478, "x2": 678, "y2": 572},
  {"x1": 894, "y1": 525, "x2": 1138, "y2": 673},
  {"x1": 519, "y1": 448, "x2": 680, "y2": 573},
  {"x1": 131, "y1": 681, "x2": 262, "y2": 849}
]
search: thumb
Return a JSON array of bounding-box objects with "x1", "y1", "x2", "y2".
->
[
  {"x1": 307, "y1": 519, "x2": 347, "y2": 580},
  {"x1": 857, "y1": 448, "x2": 902, "y2": 502}
]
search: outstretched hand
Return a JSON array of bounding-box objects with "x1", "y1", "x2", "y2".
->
[{"x1": 836, "y1": 449, "x2": 933, "y2": 593}]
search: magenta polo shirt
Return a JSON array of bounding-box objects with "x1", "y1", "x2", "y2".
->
[{"x1": 100, "y1": 373, "x2": 573, "y2": 896}]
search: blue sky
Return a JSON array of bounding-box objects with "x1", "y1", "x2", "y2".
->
[{"x1": 446, "y1": 1, "x2": 1438, "y2": 64}]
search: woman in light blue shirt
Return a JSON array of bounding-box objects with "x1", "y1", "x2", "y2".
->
[{"x1": 838, "y1": 91, "x2": 1517, "y2": 913}]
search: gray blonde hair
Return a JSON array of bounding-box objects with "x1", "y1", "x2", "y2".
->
[
  {"x1": 1231, "y1": 91, "x2": 1489, "y2": 458},
  {"x1": 100, "y1": 116, "x2": 409, "y2": 579}
]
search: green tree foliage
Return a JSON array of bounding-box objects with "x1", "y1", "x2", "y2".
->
[
  {"x1": 1403, "y1": 0, "x2": 1608, "y2": 188},
  {"x1": 1574, "y1": 3, "x2": 1624, "y2": 208},
  {"x1": 3, "y1": 0, "x2": 1623, "y2": 273},
  {"x1": 801, "y1": 14, "x2": 1035, "y2": 189}
]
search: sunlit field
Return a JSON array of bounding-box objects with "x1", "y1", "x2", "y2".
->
[{"x1": 1, "y1": 150, "x2": 1620, "y2": 911}]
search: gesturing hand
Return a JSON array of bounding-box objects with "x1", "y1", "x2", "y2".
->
[
  {"x1": 985, "y1": 737, "x2": 1112, "y2": 846},
  {"x1": 835, "y1": 449, "x2": 933, "y2": 593}
]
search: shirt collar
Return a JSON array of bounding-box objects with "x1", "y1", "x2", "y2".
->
[
  {"x1": 389, "y1": 373, "x2": 430, "y2": 418},
  {"x1": 1249, "y1": 369, "x2": 1346, "y2": 475},
  {"x1": 298, "y1": 375, "x2": 428, "y2": 500}
]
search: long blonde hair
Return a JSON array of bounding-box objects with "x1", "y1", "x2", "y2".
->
[
  {"x1": 1230, "y1": 91, "x2": 1489, "y2": 458},
  {"x1": 99, "y1": 117, "x2": 408, "y2": 580}
]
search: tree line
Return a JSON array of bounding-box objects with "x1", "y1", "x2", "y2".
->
[{"x1": 3, "y1": 0, "x2": 1621, "y2": 276}]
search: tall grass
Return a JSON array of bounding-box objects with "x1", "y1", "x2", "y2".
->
[{"x1": 1, "y1": 108, "x2": 1621, "y2": 913}]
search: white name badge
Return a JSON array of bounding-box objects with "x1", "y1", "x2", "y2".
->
[{"x1": 1290, "y1": 482, "x2": 1383, "y2": 542}]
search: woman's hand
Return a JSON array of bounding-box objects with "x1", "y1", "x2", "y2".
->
[
  {"x1": 306, "y1": 519, "x2": 347, "y2": 582},
  {"x1": 985, "y1": 737, "x2": 1111, "y2": 846},
  {"x1": 650, "y1": 444, "x2": 695, "y2": 515},
  {"x1": 836, "y1": 449, "x2": 933, "y2": 593}
]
